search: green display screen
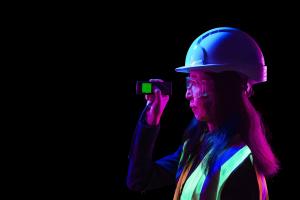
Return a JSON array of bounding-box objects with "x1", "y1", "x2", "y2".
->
[{"x1": 142, "y1": 83, "x2": 152, "y2": 94}]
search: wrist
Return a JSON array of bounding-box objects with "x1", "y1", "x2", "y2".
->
[{"x1": 146, "y1": 114, "x2": 161, "y2": 126}]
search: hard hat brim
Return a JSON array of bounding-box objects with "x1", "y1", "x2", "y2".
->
[
  {"x1": 175, "y1": 64, "x2": 267, "y2": 84},
  {"x1": 175, "y1": 64, "x2": 229, "y2": 73}
]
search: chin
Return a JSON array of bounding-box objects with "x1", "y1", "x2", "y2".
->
[
  {"x1": 194, "y1": 114, "x2": 208, "y2": 121},
  {"x1": 194, "y1": 114, "x2": 202, "y2": 121}
]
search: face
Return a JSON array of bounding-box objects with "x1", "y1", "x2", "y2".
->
[{"x1": 185, "y1": 70, "x2": 215, "y2": 122}]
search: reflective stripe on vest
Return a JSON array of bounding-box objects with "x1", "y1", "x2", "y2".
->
[
  {"x1": 179, "y1": 145, "x2": 265, "y2": 200},
  {"x1": 216, "y1": 145, "x2": 251, "y2": 200},
  {"x1": 250, "y1": 155, "x2": 269, "y2": 200}
]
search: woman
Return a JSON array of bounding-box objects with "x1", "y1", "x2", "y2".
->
[{"x1": 127, "y1": 27, "x2": 279, "y2": 200}]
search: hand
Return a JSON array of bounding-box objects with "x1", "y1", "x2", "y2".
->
[{"x1": 145, "y1": 79, "x2": 170, "y2": 126}]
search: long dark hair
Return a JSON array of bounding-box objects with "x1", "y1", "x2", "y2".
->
[{"x1": 180, "y1": 71, "x2": 279, "y2": 177}]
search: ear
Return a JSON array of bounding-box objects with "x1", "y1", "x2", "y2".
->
[{"x1": 244, "y1": 82, "x2": 254, "y2": 97}]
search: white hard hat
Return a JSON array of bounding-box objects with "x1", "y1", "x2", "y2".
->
[{"x1": 175, "y1": 27, "x2": 267, "y2": 84}]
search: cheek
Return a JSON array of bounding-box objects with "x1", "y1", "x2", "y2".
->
[
  {"x1": 195, "y1": 98, "x2": 209, "y2": 110},
  {"x1": 194, "y1": 97, "x2": 214, "y2": 119},
  {"x1": 194, "y1": 99, "x2": 208, "y2": 117}
]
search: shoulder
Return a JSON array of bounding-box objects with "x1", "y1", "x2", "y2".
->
[{"x1": 221, "y1": 156, "x2": 259, "y2": 200}]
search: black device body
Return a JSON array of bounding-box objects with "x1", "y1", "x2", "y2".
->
[{"x1": 136, "y1": 81, "x2": 172, "y2": 95}]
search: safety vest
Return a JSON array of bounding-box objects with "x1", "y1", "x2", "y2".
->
[{"x1": 173, "y1": 145, "x2": 268, "y2": 200}]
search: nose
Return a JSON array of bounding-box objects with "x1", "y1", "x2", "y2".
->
[{"x1": 185, "y1": 89, "x2": 192, "y2": 100}]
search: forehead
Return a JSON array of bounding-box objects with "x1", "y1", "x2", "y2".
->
[{"x1": 189, "y1": 70, "x2": 213, "y2": 80}]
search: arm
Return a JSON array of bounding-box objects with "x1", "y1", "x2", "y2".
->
[
  {"x1": 127, "y1": 80, "x2": 178, "y2": 192},
  {"x1": 127, "y1": 114, "x2": 182, "y2": 192}
]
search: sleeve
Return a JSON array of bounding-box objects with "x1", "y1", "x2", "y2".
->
[
  {"x1": 126, "y1": 109, "x2": 182, "y2": 192},
  {"x1": 221, "y1": 157, "x2": 260, "y2": 200}
]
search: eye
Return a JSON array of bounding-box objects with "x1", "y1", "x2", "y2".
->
[
  {"x1": 186, "y1": 77, "x2": 198, "y2": 89},
  {"x1": 186, "y1": 77, "x2": 192, "y2": 89}
]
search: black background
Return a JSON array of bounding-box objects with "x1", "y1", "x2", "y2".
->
[{"x1": 29, "y1": 4, "x2": 297, "y2": 199}]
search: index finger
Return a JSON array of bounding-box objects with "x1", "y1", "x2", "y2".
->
[{"x1": 149, "y1": 79, "x2": 164, "y2": 83}]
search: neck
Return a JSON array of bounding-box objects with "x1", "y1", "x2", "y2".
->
[
  {"x1": 207, "y1": 122, "x2": 217, "y2": 132},
  {"x1": 207, "y1": 115, "x2": 239, "y2": 133}
]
